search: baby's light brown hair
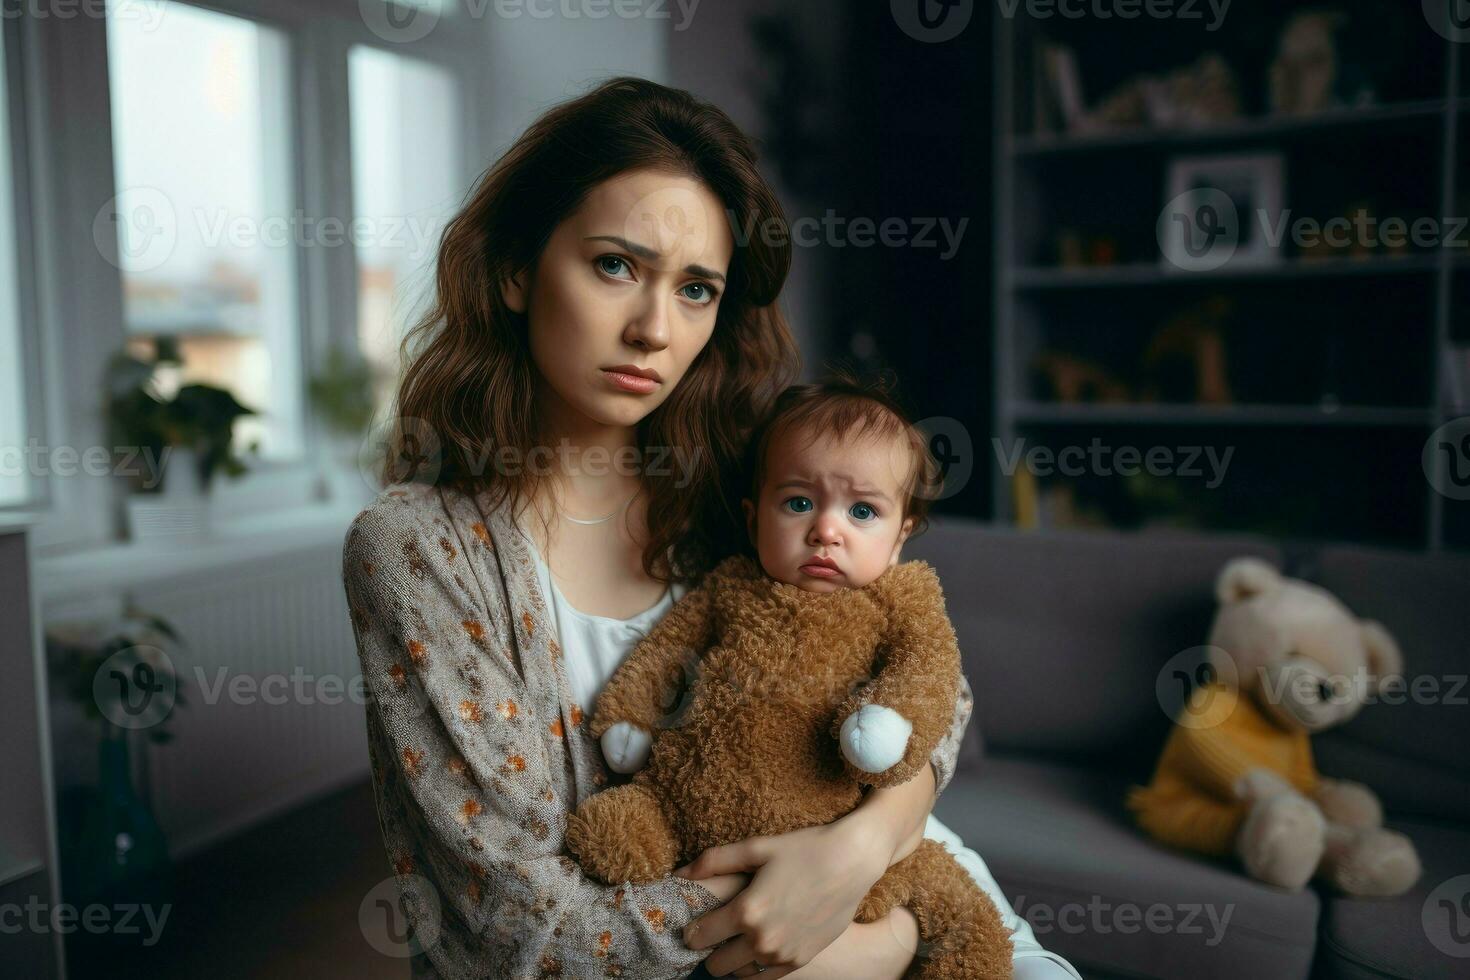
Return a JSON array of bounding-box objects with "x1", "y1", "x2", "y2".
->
[{"x1": 743, "y1": 368, "x2": 941, "y2": 540}]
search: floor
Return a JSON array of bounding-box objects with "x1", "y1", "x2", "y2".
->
[{"x1": 64, "y1": 780, "x2": 405, "y2": 980}]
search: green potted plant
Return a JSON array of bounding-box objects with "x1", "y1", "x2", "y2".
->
[
  {"x1": 307, "y1": 344, "x2": 383, "y2": 505},
  {"x1": 106, "y1": 337, "x2": 259, "y2": 540}
]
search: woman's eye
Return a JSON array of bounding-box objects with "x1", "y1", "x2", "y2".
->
[
  {"x1": 850, "y1": 502, "x2": 878, "y2": 522},
  {"x1": 597, "y1": 255, "x2": 634, "y2": 279},
  {"x1": 680, "y1": 282, "x2": 715, "y2": 305},
  {"x1": 784, "y1": 496, "x2": 813, "y2": 514}
]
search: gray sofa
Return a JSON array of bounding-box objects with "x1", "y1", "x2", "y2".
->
[{"x1": 905, "y1": 520, "x2": 1470, "y2": 980}]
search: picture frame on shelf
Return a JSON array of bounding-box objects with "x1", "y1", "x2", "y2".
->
[{"x1": 1159, "y1": 152, "x2": 1285, "y2": 272}]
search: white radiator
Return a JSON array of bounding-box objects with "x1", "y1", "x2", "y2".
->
[
  {"x1": 41, "y1": 508, "x2": 371, "y2": 858},
  {"x1": 143, "y1": 546, "x2": 369, "y2": 855}
]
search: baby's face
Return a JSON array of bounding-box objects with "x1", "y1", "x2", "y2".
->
[{"x1": 743, "y1": 427, "x2": 915, "y2": 592}]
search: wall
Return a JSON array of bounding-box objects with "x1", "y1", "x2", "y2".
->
[
  {"x1": 0, "y1": 525, "x2": 62, "y2": 977},
  {"x1": 475, "y1": 3, "x2": 671, "y2": 159},
  {"x1": 666, "y1": 0, "x2": 844, "y2": 371}
]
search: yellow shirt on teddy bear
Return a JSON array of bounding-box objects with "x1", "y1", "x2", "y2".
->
[{"x1": 1126, "y1": 680, "x2": 1320, "y2": 856}]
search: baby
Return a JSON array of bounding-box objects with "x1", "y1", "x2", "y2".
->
[{"x1": 566, "y1": 375, "x2": 1012, "y2": 978}]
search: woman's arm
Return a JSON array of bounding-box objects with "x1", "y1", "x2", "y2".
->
[
  {"x1": 344, "y1": 498, "x2": 725, "y2": 979},
  {"x1": 931, "y1": 671, "x2": 976, "y2": 799}
]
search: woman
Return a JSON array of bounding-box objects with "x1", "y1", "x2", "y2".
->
[{"x1": 342, "y1": 77, "x2": 1080, "y2": 980}]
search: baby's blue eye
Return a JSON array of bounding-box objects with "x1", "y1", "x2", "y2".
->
[
  {"x1": 784, "y1": 496, "x2": 813, "y2": 513},
  {"x1": 850, "y1": 502, "x2": 878, "y2": 521}
]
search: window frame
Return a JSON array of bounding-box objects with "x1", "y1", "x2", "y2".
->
[
  {"x1": 0, "y1": 15, "x2": 46, "y2": 516},
  {"x1": 11, "y1": 0, "x2": 483, "y2": 555}
]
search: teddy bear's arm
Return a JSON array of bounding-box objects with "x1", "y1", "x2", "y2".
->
[
  {"x1": 1172, "y1": 721, "x2": 1281, "y2": 803},
  {"x1": 588, "y1": 576, "x2": 717, "y2": 740},
  {"x1": 1312, "y1": 777, "x2": 1384, "y2": 830},
  {"x1": 832, "y1": 562, "x2": 962, "y2": 788}
]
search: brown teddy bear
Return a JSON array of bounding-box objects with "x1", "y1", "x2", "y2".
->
[
  {"x1": 1127, "y1": 557, "x2": 1422, "y2": 896},
  {"x1": 563, "y1": 551, "x2": 1012, "y2": 978}
]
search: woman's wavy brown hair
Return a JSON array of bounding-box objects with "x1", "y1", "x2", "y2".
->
[{"x1": 383, "y1": 76, "x2": 800, "y2": 583}]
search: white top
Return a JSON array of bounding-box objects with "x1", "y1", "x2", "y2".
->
[{"x1": 514, "y1": 519, "x2": 688, "y2": 711}]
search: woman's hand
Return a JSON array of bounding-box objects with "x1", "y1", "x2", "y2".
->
[
  {"x1": 782, "y1": 907, "x2": 920, "y2": 980},
  {"x1": 677, "y1": 819, "x2": 891, "y2": 978},
  {"x1": 693, "y1": 871, "x2": 752, "y2": 904},
  {"x1": 716, "y1": 907, "x2": 921, "y2": 980}
]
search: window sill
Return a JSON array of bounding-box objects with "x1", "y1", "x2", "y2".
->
[
  {"x1": 36, "y1": 498, "x2": 365, "y2": 607},
  {"x1": 0, "y1": 509, "x2": 45, "y2": 533}
]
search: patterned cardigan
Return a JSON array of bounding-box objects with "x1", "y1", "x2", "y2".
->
[{"x1": 341, "y1": 482, "x2": 975, "y2": 980}]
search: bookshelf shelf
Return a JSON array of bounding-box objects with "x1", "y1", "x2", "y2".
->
[
  {"x1": 1011, "y1": 256, "x2": 1444, "y2": 291},
  {"x1": 1013, "y1": 100, "x2": 1450, "y2": 158},
  {"x1": 1010, "y1": 403, "x2": 1434, "y2": 428}
]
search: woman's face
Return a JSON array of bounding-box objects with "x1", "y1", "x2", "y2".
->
[{"x1": 507, "y1": 167, "x2": 735, "y2": 433}]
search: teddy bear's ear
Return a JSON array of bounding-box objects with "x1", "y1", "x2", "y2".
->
[
  {"x1": 1215, "y1": 557, "x2": 1281, "y2": 604},
  {"x1": 1360, "y1": 619, "x2": 1405, "y2": 692}
]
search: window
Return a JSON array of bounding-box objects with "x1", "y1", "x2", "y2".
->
[
  {"x1": 105, "y1": 1, "x2": 303, "y2": 461},
  {"x1": 348, "y1": 44, "x2": 464, "y2": 413},
  {"x1": 0, "y1": 30, "x2": 28, "y2": 508}
]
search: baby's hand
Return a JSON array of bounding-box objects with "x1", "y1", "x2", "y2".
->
[
  {"x1": 600, "y1": 721, "x2": 653, "y2": 773},
  {"x1": 839, "y1": 704, "x2": 912, "y2": 774}
]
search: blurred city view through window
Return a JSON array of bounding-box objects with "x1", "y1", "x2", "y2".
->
[
  {"x1": 0, "y1": 30, "x2": 27, "y2": 506},
  {"x1": 348, "y1": 44, "x2": 463, "y2": 419},
  {"x1": 106, "y1": 1, "x2": 301, "y2": 460}
]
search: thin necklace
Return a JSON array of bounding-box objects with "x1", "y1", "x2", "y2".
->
[{"x1": 562, "y1": 490, "x2": 637, "y2": 525}]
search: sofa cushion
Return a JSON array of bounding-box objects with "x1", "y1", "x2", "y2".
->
[
  {"x1": 934, "y1": 752, "x2": 1319, "y2": 980},
  {"x1": 907, "y1": 521, "x2": 1281, "y2": 770},
  {"x1": 1313, "y1": 817, "x2": 1470, "y2": 980},
  {"x1": 1310, "y1": 545, "x2": 1470, "y2": 824}
]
